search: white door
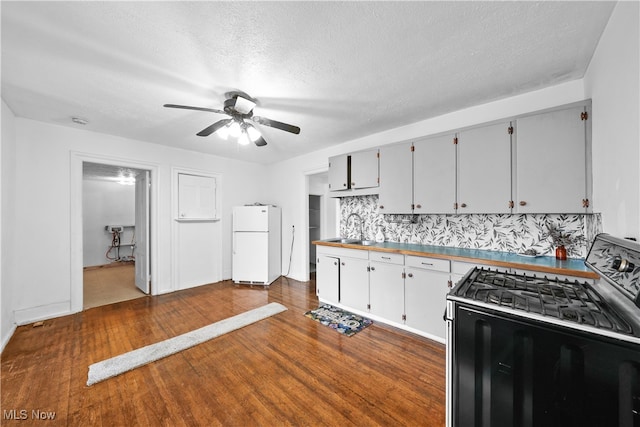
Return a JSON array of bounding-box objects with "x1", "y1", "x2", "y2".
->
[
  {"x1": 339, "y1": 257, "x2": 370, "y2": 312},
  {"x1": 457, "y1": 122, "x2": 512, "y2": 214},
  {"x1": 369, "y1": 261, "x2": 405, "y2": 322},
  {"x1": 515, "y1": 105, "x2": 588, "y2": 213},
  {"x1": 413, "y1": 134, "x2": 457, "y2": 214},
  {"x1": 350, "y1": 149, "x2": 379, "y2": 189},
  {"x1": 316, "y1": 255, "x2": 340, "y2": 305},
  {"x1": 135, "y1": 171, "x2": 150, "y2": 294},
  {"x1": 328, "y1": 154, "x2": 349, "y2": 191},
  {"x1": 233, "y1": 232, "x2": 268, "y2": 283},
  {"x1": 378, "y1": 142, "x2": 414, "y2": 214},
  {"x1": 233, "y1": 206, "x2": 270, "y2": 232}
]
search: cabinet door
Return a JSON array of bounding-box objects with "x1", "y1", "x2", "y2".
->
[
  {"x1": 405, "y1": 267, "x2": 451, "y2": 340},
  {"x1": 378, "y1": 142, "x2": 413, "y2": 213},
  {"x1": 328, "y1": 154, "x2": 349, "y2": 192},
  {"x1": 413, "y1": 134, "x2": 457, "y2": 214},
  {"x1": 458, "y1": 122, "x2": 512, "y2": 214},
  {"x1": 339, "y1": 257, "x2": 370, "y2": 312},
  {"x1": 350, "y1": 149, "x2": 379, "y2": 189},
  {"x1": 369, "y1": 261, "x2": 405, "y2": 322},
  {"x1": 316, "y1": 255, "x2": 340, "y2": 305},
  {"x1": 515, "y1": 105, "x2": 589, "y2": 213}
]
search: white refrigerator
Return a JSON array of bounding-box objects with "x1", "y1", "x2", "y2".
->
[{"x1": 232, "y1": 205, "x2": 282, "y2": 285}]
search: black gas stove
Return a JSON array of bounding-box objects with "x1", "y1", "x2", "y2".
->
[
  {"x1": 445, "y1": 234, "x2": 640, "y2": 427},
  {"x1": 452, "y1": 267, "x2": 635, "y2": 340}
]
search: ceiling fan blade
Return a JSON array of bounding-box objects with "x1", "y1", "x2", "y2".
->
[
  {"x1": 196, "y1": 119, "x2": 232, "y2": 137},
  {"x1": 251, "y1": 116, "x2": 301, "y2": 135},
  {"x1": 164, "y1": 104, "x2": 226, "y2": 115},
  {"x1": 253, "y1": 135, "x2": 267, "y2": 147}
]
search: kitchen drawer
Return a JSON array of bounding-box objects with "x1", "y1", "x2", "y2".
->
[
  {"x1": 316, "y1": 246, "x2": 369, "y2": 260},
  {"x1": 369, "y1": 251, "x2": 404, "y2": 265},
  {"x1": 405, "y1": 255, "x2": 450, "y2": 273}
]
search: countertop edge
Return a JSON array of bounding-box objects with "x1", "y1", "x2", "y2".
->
[{"x1": 313, "y1": 240, "x2": 599, "y2": 280}]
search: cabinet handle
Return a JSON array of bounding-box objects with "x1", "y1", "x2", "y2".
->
[
  {"x1": 379, "y1": 205, "x2": 384, "y2": 209},
  {"x1": 415, "y1": 204, "x2": 422, "y2": 209},
  {"x1": 519, "y1": 201, "x2": 527, "y2": 206},
  {"x1": 448, "y1": 280, "x2": 453, "y2": 288},
  {"x1": 351, "y1": 182, "x2": 356, "y2": 186},
  {"x1": 333, "y1": 262, "x2": 337, "y2": 266},
  {"x1": 343, "y1": 183, "x2": 347, "y2": 187},
  {"x1": 382, "y1": 256, "x2": 391, "y2": 260},
  {"x1": 341, "y1": 262, "x2": 345, "y2": 266},
  {"x1": 421, "y1": 262, "x2": 433, "y2": 266},
  {"x1": 407, "y1": 273, "x2": 413, "y2": 278},
  {"x1": 370, "y1": 266, "x2": 375, "y2": 271},
  {"x1": 460, "y1": 203, "x2": 467, "y2": 208}
]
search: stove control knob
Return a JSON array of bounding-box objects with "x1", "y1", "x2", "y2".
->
[
  {"x1": 519, "y1": 201, "x2": 527, "y2": 206},
  {"x1": 612, "y1": 257, "x2": 635, "y2": 273}
]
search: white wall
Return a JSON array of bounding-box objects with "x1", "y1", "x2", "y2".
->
[
  {"x1": 9, "y1": 118, "x2": 268, "y2": 324},
  {"x1": 268, "y1": 80, "x2": 588, "y2": 282},
  {"x1": 1, "y1": 100, "x2": 18, "y2": 350},
  {"x1": 83, "y1": 179, "x2": 135, "y2": 267},
  {"x1": 584, "y1": 1, "x2": 640, "y2": 240}
]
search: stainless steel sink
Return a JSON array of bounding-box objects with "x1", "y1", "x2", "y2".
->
[
  {"x1": 325, "y1": 238, "x2": 377, "y2": 246},
  {"x1": 355, "y1": 240, "x2": 377, "y2": 246},
  {"x1": 325, "y1": 238, "x2": 360, "y2": 244}
]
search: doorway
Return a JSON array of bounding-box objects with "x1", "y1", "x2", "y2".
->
[
  {"x1": 82, "y1": 162, "x2": 150, "y2": 309},
  {"x1": 306, "y1": 171, "x2": 338, "y2": 279},
  {"x1": 309, "y1": 194, "x2": 321, "y2": 273}
]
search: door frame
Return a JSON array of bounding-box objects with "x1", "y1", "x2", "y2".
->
[
  {"x1": 303, "y1": 167, "x2": 331, "y2": 282},
  {"x1": 70, "y1": 152, "x2": 159, "y2": 313}
]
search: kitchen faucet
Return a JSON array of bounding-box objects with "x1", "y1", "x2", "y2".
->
[{"x1": 346, "y1": 212, "x2": 364, "y2": 241}]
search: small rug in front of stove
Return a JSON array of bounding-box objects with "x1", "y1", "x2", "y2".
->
[{"x1": 304, "y1": 304, "x2": 373, "y2": 337}]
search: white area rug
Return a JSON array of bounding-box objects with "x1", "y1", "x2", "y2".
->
[{"x1": 87, "y1": 302, "x2": 287, "y2": 386}]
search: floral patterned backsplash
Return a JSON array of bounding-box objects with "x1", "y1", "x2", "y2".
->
[{"x1": 340, "y1": 195, "x2": 602, "y2": 258}]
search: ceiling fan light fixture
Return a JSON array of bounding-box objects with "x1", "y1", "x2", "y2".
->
[
  {"x1": 238, "y1": 130, "x2": 251, "y2": 146},
  {"x1": 228, "y1": 121, "x2": 242, "y2": 138},
  {"x1": 233, "y1": 96, "x2": 257, "y2": 115},
  {"x1": 217, "y1": 123, "x2": 230, "y2": 140},
  {"x1": 246, "y1": 125, "x2": 261, "y2": 142}
]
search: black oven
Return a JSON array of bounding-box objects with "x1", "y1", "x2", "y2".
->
[{"x1": 446, "y1": 234, "x2": 640, "y2": 427}]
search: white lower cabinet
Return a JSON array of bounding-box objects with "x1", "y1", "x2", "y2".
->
[
  {"x1": 405, "y1": 267, "x2": 451, "y2": 340},
  {"x1": 316, "y1": 247, "x2": 369, "y2": 310},
  {"x1": 316, "y1": 255, "x2": 340, "y2": 305},
  {"x1": 369, "y1": 252, "x2": 405, "y2": 323},
  {"x1": 405, "y1": 256, "x2": 452, "y2": 341},
  {"x1": 316, "y1": 246, "x2": 455, "y2": 343},
  {"x1": 339, "y1": 257, "x2": 370, "y2": 312}
]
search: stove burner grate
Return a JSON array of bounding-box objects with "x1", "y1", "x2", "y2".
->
[{"x1": 458, "y1": 268, "x2": 633, "y2": 335}]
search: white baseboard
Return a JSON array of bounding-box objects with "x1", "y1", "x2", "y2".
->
[
  {"x1": 13, "y1": 301, "x2": 72, "y2": 326},
  {"x1": 1, "y1": 323, "x2": 17, "y2": 354}
]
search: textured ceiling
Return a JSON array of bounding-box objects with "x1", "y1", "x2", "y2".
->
[{"x1": 1, "y1": 1, "x2": 615, "y2": 165}]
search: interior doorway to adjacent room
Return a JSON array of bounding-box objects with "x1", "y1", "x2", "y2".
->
[
  {"x1": 82, "y1": 162, "x2": 151, "y2": 309},
  {"x1": 307, "y1": 172, "x2": 338, "y2": 279}
]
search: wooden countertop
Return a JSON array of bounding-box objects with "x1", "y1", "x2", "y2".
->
[{"x1": 313, "y1": 239, "x2": 599, "y2": 280}]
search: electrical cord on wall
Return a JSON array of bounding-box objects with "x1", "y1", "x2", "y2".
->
[{"x1": 285, "y1": 225, "x2": 295, "y2": 277}]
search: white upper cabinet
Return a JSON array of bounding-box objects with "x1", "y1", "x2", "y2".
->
[
  {"x1": 378, "y1": 142, "x2": 414, "y2": 213},
  {"x1": 328, "y1": 154, "x2": 349, "y2": 192},
  {"x1": 413, "y1": 134, "x2": 457, "y2": 214},
  {"x1": 515, "y1": 104, "x2": 591, "y2": 213},
  {"x1": 350, "y1": 149, "x2": 379, "y2": 189},
  {"x1": 457, "y1": 122, "x2": 513, "y2": 214}
]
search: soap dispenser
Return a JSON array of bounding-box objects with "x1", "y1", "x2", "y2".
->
[{"x1": 375, "y1": 225, "x2": 385, "y2": 243}]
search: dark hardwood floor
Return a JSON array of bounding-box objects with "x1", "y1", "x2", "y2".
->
[{"x1": 1, "y1": 275, "x2": 446, "y2": 426}]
